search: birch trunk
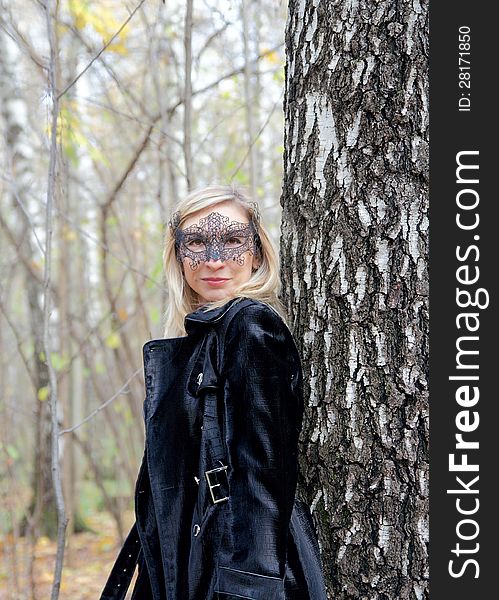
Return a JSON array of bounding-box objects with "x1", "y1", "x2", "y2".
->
[
  {"x1": 183, "y1": 0, "x2": 194, "y2": 189},
  {"x1": 282, "y1": 2, "x2": 429, "y2": 598},
  {"x1": 241, "y1": 0, "x2": 257, "y2": 199}
]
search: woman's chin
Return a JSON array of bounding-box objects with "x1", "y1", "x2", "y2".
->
[{"x1": 197, "y1": 289, "x2": 231, "y2": 304}]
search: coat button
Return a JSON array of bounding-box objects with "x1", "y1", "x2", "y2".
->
[{"x1": 193, "y1": 524, "x2": 201, "y2": 536}]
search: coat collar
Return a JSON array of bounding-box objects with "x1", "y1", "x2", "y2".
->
[{"x1": 184, "y1": 297, "x2": 243, "y2": 332}]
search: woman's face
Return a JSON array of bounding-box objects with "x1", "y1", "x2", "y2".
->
[{"x1": 179, "y1": 201, "x2": 261, "y2": 305}]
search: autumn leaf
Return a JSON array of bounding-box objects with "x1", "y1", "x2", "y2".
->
[
  {"x1": 263, "y1": 49, "x2": 282, "y2": 64},
  {"x1": 38, "y1": 386, "x2": 49, "y2": 402},
  {"x1": 105, "y1": 332, "x2": 121, "y2": 349},
  {"x1": 116, "y1": 307, "x2": 128, "y2": 322},
  {"x1": 68, "y1": 1, "x2": 130, "y2": 55}
]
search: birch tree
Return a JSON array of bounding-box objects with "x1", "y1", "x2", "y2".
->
[{"x1": 282, "y1": 1, "x2": 429, "y2": 598}]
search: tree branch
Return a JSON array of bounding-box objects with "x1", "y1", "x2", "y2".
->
[
  {"x1": 56, "y1": 0, "x2": 147, "y2": 100},
  {"x1": 59, "y1": 367, "x2": 142, "y2": 435}
]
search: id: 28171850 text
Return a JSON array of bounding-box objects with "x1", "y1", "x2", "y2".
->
[{"x1": 458, "y1": 25, "x2": 471, "y2": 112}]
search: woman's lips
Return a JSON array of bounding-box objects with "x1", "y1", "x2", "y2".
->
[{"x1": 202, "y1": 277, "x2": 229, "y2": 286}]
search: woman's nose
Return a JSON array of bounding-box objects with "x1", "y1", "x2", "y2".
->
[{"x1": 206, "y1": 258, "x2": 224, "y2": 267}]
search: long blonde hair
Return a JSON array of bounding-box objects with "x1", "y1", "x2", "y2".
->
[{"x1": 162, "y1": 184, "x2": 287, "y2": 338}]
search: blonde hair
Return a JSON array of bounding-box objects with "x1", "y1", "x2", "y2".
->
[{"x1": 162, "y1": 184, "x2": 287, "y2": 337}]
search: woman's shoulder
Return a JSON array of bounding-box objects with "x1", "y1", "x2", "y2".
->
[
  {"x1": 219, "y1": 298, "x2": 302, "y2": 376},
  {"x1": 223, "y1": 297, "x2": 289, "y2": 333},
  {"x1": 221, "y1": 298, "x2": 299, "y2": 356}
]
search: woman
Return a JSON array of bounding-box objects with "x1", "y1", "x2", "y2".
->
[{"x1": 100, "y1": 185, "x2": 327, "y2": 600}]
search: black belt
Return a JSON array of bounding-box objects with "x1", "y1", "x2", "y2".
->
[
  {"x1": 197, "y1": 383, "x2": 230, "y2": 505},
  {"x1": 99, "y1": 522, "x2": 142, "y2": 599}
]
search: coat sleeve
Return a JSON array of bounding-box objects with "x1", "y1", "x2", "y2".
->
[{"x1": 215, "y1": 303, "x2": 303, "y2": 600}]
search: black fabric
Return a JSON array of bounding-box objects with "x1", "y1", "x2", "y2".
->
[{"x1": 99, "y1": 297, "x2": 328, "y2": 600}]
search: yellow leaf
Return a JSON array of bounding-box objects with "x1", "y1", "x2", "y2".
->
[
  {"x1": 105, "y1": 332, "x2": 121, "y2": 349},
  {"x1": 62, "y1": 224, "x2": 77, "y2": 241},
  {"x1": 38, "y1": 536, "x2": 51, "y2": 547},
  {"x1": 108, "y1": 40, "x2": 129, "y2": 56},
  {"x1": 69, "y1": 2, "x2": 130, "y2": 54},
  {"x1": 38, "y1": 386, "x2": 49, "y2": 402},
  {"x1": 264, "y1": 50, "x2": 281, "y2": 64},
  {"x1": 68, "y1": 0, "x2": 91, "y2": 30},
  {"x1": 75, "y1": 13, "x2": 87, "y2": 29}
]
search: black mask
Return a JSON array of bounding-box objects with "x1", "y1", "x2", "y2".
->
[{"x1": 169, "y1": 208, "x2": 263, "y2": 271}]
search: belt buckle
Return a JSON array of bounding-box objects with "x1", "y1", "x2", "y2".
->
[{"x1": 205, "y1": 464, "x2": 229, "y2": 504}]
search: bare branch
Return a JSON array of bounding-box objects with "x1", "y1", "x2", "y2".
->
[
  {"x1": 167, "y1": 43, "x2": 284, "y2": 114},
  {"x1": 230, "y1": 88, "x2": 284, "y2": 182},
  {"x1": 0, "y1": 14, "x2": 46, "y2": 71},
  {"x1": 0, "y1": 173, "x2": 165, "y2": 290},
  {"x1": 194, "y1": 21, "x2": 231, "y2": 68},
  {"x1": 56, "y1": 0, "x2": 148, "y2": 100},
  {"x1": 58, "y1": 15, "x2": 150, "y2": 119},
  {"x1": 0, "y1": 295, "x2": 37, "y2": 392},
  {"x1": 72, "y1": 95, "x2": 183, "y2": 147},
  {"x1": 59, "y1": 367, "x2": 142, "y2": 435},
  {"x1": 0, "y1": 170, "x2": 46, "y2": 258},
  {"x1": 107, "y1": 123, "x2": 154, "y2": 202}
]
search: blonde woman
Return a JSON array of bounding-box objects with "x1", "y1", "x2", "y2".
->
[{"x1": 100, "y1": 185, "x2": 327, "y2": 600}]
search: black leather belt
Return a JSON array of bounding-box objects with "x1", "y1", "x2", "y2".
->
[
  {"x1": 99, "y1": 522, "x2": 142, "y2": 599},
  {"x1": 198, "y1": 383, "x2": 230, "y2": 506}
]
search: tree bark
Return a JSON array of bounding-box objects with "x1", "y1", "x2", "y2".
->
[{"x1": 282, "y1": 2, "x2": 428, "y2": 599}]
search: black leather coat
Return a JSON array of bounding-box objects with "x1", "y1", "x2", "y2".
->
[{"x1": 100, "y1": 297, "x2": 327, "y2": 600}]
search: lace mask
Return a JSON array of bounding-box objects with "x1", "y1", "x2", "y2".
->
[{"x1": 169, "y1": 205, "x2": 263, "y2": 271}]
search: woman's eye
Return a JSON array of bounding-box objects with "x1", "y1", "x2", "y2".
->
[
  {"x1": 225, "y1": 236, "x2": 245, "y2": 247},
  {"x1": 185, "y1": 238, "x2": 206, "y2": 250}
]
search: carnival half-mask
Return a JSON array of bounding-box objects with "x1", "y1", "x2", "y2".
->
[{"x1": 169, "y1": 205, "x2": 263, "y2": 271}]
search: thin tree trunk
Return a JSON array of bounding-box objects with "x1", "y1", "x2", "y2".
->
[
  {"x1": 241, "y1": 0, "x2": 257, "y2": 199},
  {"x1": 252, "y1": 0, "x2": 263, "y2": 196},
  {"x1": 183, "y1": 0, "x2": 194, "y2": 189},
  {"x1": 58, "y1": 75, "x2": 75, "y2": 567},
  {"x1": 43, "y1": 1, "x2": 68, "y2": 597},
  {"x1": 283, "y1": 1, "x2": 429, "y2": 599}
]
